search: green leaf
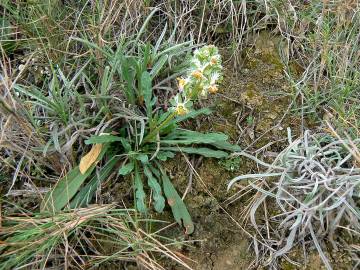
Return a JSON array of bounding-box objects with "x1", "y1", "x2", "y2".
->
[
  {"x1": 156, "y1": 151, "x2": 175, "y2": 161},
  {"x1": 142, "y1": 43, "x2": 152, "y2": 72},
  {"x1": 120, "y1": 56, "x2": 136, "y2": 104},
  {"x1": 167, "y1": 107, "x2": 212, "y2": 127},
  {"x1": 211, "y1": 140, "x2": 241, "y2": 152},
  {"x1": 153, "y1": 23, "x2": 167, "y2": 57},
  {"x1": 133, "y1": 8, "x2": 158, "y2": 46},
  {"x1": 134, "y1": 164, "x2": 147, "y2": 213},
  {"x1": 86, "y1": 135, "x2": 131, "y2": 152},
  {"x1": 150, "y1": 55, "x2": 168, "y2": 78},
  {"x1": 71, "y1": 37, "x2": 111, "y2": 57},
  {"x1": 161, "y1": 170, "x2": 194, "y2": 234},
  {"x1": 154, "y1": 108, "x2": 212, "y2": 134},
  {"x1": 41, "y1": 166, "x2": 93, "y2": 212},
  {"x1": 157, "y1": 110, "x2": 172, "y2": 124},
  {"x1": 136, "y1": 154, "x2": 148, "y2": 163},
  {"x1": 118, "y1": 161, "x2": 134, "y2": 175},
  {"x1": 0, "y1": 16, "x2": 16, "y2": 53},
  {"x1": 160, "y1": 147, "x2": 228, "y2": 158},
  {"x1": 162, "y1": 130, "x2": 228, "y2": 145},
  {"x1": 141, "y1": 71, "x2": 152, "y2": 118},
  {"x1": 41, "y1": 145, "x2": 109, "y2": 212},
  {"x1": 70, "y1": 156, "x2": 120, "y2": 208},
  {"x1": 144, "y1": 166, "x2": 165, "y2": 213},
  {"x1": 100, "y1": 66, "x2": 112, "y2": 95}
]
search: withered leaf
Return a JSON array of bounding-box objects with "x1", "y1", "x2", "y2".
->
[{"x1": 79, "y1": 144, "x2": 102, "y2": 174}]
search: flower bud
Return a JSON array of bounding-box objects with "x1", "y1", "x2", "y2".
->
[
  {"x1": 191, "y1": 70, "x2": 204, "y2": 80},
  {"x1": 208, "y1": 85, "x2": 218, "y2": 94}
]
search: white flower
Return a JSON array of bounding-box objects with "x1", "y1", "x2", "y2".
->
[
  {"x1": 171, "y1": 93, "x2": 191, "y2": 116},
  {"x1": 210, "y1": 73, "x2": 220, "y2": 85},
  {"x1": 191, "y1": 58, "x2": 203, "y2": 69}
]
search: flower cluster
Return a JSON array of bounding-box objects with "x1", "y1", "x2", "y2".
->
[{"x1": 170, "y1": 45, "x2": 223, "y2": 116}]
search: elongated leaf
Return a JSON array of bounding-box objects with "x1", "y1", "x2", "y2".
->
[
  {"x1": 150, "y1": 55, "x2": 168, "y2": 78},
  {"x1": 14, "y1": 85, "x2": 57, "y2": 111},
  {"x1": 162, "y1": 130, "x2": 228, "y2": 145},
  {"x1": 161, "y1": 170, "x2": 194, "y2": 234},
  {"x1": 134, "y1": 164, "x2": 147, "y2": 213},
  {"x1": 100, "y1": 66, "x2": 111, "y2": 95},
  {"x1": 70, "y1": 156, "x2": 120, "y2": 208},
  {"x1": 227, "y1": 173, "x2": 284, "y2": 190},
  {"x1": 41, "y1": 166, "x2": 92, "y2": 212},
  {"x1": 133, "y1": 8, "x2": 158, "y2": 47},
  {"x1": 118, "y1": 161, "x2": 134, "y2": 175},
  {"x1": 211, "y1": 140, "x2": 241, "y2": 152},
  {"x1": 71, "y1": 37, "x2": 111, "y2": 57},
  {"x1": 157, "y1": 41, "x2": 194, "y2": 59},
  {"x1": 87, "y1": 134, "x2": 131, "y2": 151},
  {"x1": 153, "y1": 23, "x2": 167, "y2": 56},
  {"x1": 144, "y1": 166, "x2": 165, "y2": 213},
  {"x1": 160, "y1": 147, "x2": 228, "y2": 158},
  {"x1": 172, "y1": 108, "x2": 212, "y2": 124},
  {"x1": 136, "y1": 154, "x2": 148, "y2": 163},
  {"x1": 141, "y1": 71, "x2": 152, "y2": 118},
  {"x1": 156, "y1": 151, "x2": 175, "y2": 161},
  {"x1": 41, "y1": 145, "x2": 109, "y2": 212},
  {"x1": 85, "y1": 135, "x2": 121, "y2": 144},
  {"x1": 120, "y1": 56, "x2": 136, "y2": 104}
]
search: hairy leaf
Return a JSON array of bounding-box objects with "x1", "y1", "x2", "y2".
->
[
  {"x1": 134, "y1": 165, "x2": 147, "y2": 213},
  {"x1": 70, "y1": 156, "x2": 120, "y2": 208},
  {"x1": 211, "y1": 140, "x2": 241, "y2": 152},
  {"x1": 136, "y1": 154, "x2": 148, "y2": 164},
  {"x1": 141, "y1": 71, "x2": 152, "y2": 119},
  {"x1": 150, "y1": 55, "x2": 168, "y2": 78},
  {"x1": 41, "y1": 145, "x2": 108, "y2": 212},
  {"x1": 156, "y1": 151, "x2": 175, "y2": 161},
  {"x1": 144, "y1": 166, "x2": 165, "y2": 213},
  {"x1": 162, "y1": 130, "x2": 228, "y2": 145},
  {"x1": 86, "y1": 135, "x2": 131, "y2": 151},
  {"x1": 161, "y1": 170, "x2": 194, "y2": 234},
  {"x1": 160, "y1": 147, "x2": 228, "y2": 158},
  {"x1": 118, "y1": 161, "x2": 134, "y2": 176},
  {"x1": 41, "y1": 166, "x2": 93, "y2": 212}
]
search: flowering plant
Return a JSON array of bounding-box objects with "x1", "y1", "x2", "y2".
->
[
  {"x1": 42, "y1": 45, "x2": 238, "y2": 235},
  {"x1": 171, "y1": 45, "x2": 223, "y2": 116}
]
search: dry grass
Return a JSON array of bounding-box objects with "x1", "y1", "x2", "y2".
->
[
  {"x1": 0, "y1": 204, "x2": 193, "y2": 270},
  {"x1": 1, "y1": 0, "x2": 360, "y2": 269}
]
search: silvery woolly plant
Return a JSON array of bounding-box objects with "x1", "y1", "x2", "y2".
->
[
  {"x1": 228, "y1": 128, "x2": 360, "y2": 269},
  {"x1": 42, "y1": 45, "x2": 240, "y2": 234}
]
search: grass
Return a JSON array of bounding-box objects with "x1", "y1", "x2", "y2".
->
[
  {"x1": 1, "y1": 0, "x2": 360, "y2": 269},
  {"x1": 0, "y1": 204, "x2": 192, "y2": 269}
]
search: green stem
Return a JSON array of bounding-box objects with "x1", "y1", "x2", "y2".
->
[{"x1": 142, "y1": 112, "x2": 176, "y2": 144}]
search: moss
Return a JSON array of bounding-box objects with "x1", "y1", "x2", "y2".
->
[
  {"x1": 240, "y1": 83, "x2": 264, "y2": 107},
  {"x1": 217, "y1": 100, "x2": 237, "y2": 119},
  {"x1": 260, "y1": 52, "x2": 284, "y2": 71}
]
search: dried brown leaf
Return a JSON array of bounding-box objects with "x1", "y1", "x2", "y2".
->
[{"x1": 79, "y1": 144, "x2": 102, "y2": 174}]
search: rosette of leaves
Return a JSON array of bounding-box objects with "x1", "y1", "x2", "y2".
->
[
  {"x1": 228, "y1": 129, "x2": 360, "y2": 268},
  {"x1": 42, "y1": 63, "x2": 239, "y2": 234}
]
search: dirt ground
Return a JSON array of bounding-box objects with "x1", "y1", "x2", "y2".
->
[{"x1": 150, "y1": 32, "x2": 354, "y2": 270}]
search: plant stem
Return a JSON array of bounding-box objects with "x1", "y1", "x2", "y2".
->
[{"x1": 142, "y1": 112, "x2": 176, "y2": 144}]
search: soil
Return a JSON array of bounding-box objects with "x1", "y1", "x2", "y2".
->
[
  {"x1": 4, "y1": 30, "x2": 354, "y2": 270},
  {"x1": 151, "y1": 32, "x2": 354, "y2": 270}
]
